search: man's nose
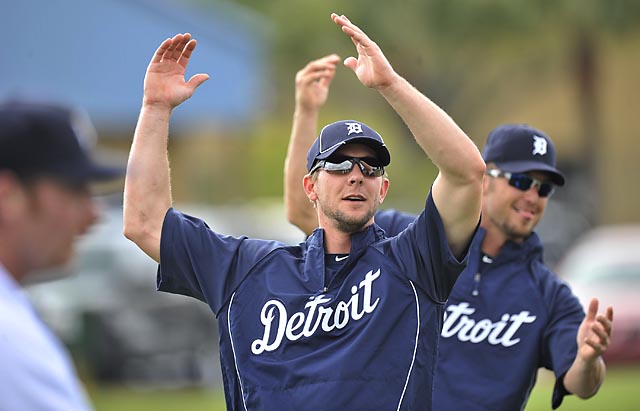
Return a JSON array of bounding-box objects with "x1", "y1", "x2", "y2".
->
[{"x1": 348, "y1": 165, "x2": 365, "y2": 184}]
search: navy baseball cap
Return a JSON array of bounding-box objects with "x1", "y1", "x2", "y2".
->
[
  {"x1": 306, "y1": 120, "x2": 391, "y2": 171},
  {"x1": 482, "y1": 124, "x2": 565, "y2": 186},
  {"x1": 0, "y1": 100, "x2": 124, "y2": 183}
]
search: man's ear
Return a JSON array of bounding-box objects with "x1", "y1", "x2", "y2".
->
[
  {"x1": 378, "y1": 177, "x2": 390, "y2": 204},
  {"x1": 0, "y1": 172, "x2": 27, "y2": 223},
  {"x1": 303, "y1": 174, "x2": 318, "y2": 202}
]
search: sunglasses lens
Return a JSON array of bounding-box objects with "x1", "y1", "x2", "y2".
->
[
  {"x1": 537, "y1": 183, "x2": 555, "y2": 197},
  {"x1": 323, "y1": 160, "x2": 355, "y2": 174},
  {"x1": 321, "y1": 158, "x2": 384, "y2": 177},
  {"x1": 508, "y1": 174, "x2": 533, "y2": 191},
  {"x1": 507, "y1": 173, "x2": 555, "y2": 197},
  {"x1": 359, "y1": 162, "x2": 378, "y2": 177}
]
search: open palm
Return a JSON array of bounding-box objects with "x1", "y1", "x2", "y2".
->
[
  {"x1": 143, "y1": 33, "x2": 209, "y2": 109},
  {"x1": 577, "y1": 298, "x2": 614, "y2": 361}
]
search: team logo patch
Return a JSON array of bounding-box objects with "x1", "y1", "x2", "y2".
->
[
  {"x1": 346, "y1": 122, "x2": 364, "y2": 135},
  {"x1": 532, "y1": 135, "x2": 547, "y2": 156}
]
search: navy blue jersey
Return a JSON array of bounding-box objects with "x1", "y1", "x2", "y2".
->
[
  {"x1": 375, "y1": 210, "x2": 585, "y2": 410},
  {"x1": 157, "y1": 193, "x2": 468, "y2": 411}
]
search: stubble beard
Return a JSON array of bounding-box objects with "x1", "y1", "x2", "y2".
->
[
  {"x1": 494, "y1": 214, "x2": 537, "y2": 244},
  {"x1": 320, "y1": 202, "x2": 377, "y2": 234}
]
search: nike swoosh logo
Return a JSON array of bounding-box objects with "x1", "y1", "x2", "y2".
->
[
  {"x1": 335, "y1": 255, "x2": 349, "y2": 262},
  {"x1": 482, "y1": 255, "x2": 493, "y2": 263}
]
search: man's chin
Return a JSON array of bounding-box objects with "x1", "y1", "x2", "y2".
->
[
  {"x1": 335, "y1": 215, "x2": 373, "y2": 233},
  {"x1": 23, "y1": 258, "x2": 77, "y2": 285}
]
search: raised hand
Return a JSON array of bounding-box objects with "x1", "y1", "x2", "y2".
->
[
  {"x1": 295, "y1": 54, "x2": 341, "y2": 112},
  {"x1": 577, "y1": 298, "x2": 614, "y2": 362},
  {"x1": 143, "y1": 33, "x2": 209, "y2": 110},
  {"x1": 331, "y1": 13, "x2": 397, "y2": 90}
]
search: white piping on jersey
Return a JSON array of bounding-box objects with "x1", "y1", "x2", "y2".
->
[
  {"x1": 228, "y1": 292, "x2": 249, "y2": 411},
  {"x1": 396, "y1": 280, "x2": 420, "y2": 411}
]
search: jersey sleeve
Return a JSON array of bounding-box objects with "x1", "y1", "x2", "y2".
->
[
  {"x1": 388, "y1": 191, "x2": 472, "y2": 303},
  {"x1": 374, "y1": 209, "x2": 417, "y2": 237},
  {"x1": 157, "y1": 208, "x2": 282, "y2": 315},
  {"x1": 538, "y1": 269, "x2": 585, "y2": 409}
]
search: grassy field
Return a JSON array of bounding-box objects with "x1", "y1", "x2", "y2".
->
[
  {"x1": 525, "y1": 364, "x2": 639, "y2": 411},
  {"x1": 86, "y1": 364, "x2": 639, "y2": 411}
]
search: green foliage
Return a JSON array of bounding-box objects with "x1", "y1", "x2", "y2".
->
[{"x1": 175, "y1": 0, "x2": 640, "y2": 224}]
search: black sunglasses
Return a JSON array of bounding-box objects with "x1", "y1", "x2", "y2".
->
[
  {"x1": 310, "y1": 157, "x2": 385, "y2": 178},
  {"x1": 486, "y1": 169, "x2": 555, "y2": 197}
]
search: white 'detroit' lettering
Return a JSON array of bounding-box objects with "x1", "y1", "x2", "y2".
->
[
  {"x1": 251, "y1": 269, "x2": 381, "y2": 355},
  {"x1": 441, "y1": 302, "x2": 536, "y2": 347}
]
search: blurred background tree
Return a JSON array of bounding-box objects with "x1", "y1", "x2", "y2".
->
[{"x1": 171, "y1": 0, "x2": 639, "y2": 230}]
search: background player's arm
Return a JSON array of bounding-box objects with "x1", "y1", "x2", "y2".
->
[
  {"x1": 123, "y1": 33, "x2": 209, "y2": 262},
  {"x1": 284, "y1": 55, "x2": 340, "y2": 236},
  {"x1": 333, "y1": 13, "x2": 485, "y2": 258},
  {"x1": 563, "y1": 298, "x2": 613, "y2": 398}
]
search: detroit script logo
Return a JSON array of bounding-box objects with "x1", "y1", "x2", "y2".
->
[{"x1": 251, "y1": 269, "x2": 382, "y2": 355}]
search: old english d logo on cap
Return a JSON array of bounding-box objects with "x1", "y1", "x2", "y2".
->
[
  {"x1": 345, "y1": 122, "x2": 364, "y2": 136},
  {"x1": 532, "y1": 135, "x2": 548, "y2": 156}
]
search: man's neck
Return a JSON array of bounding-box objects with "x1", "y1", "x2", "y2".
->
[
  {"x1": 480, "y1": 228, "x2": 505, "y2": 257},
  {"x1": 480, "y1": 222, "x2": 531, "y2": 257},
  {"x1": 479, "y1": 219, "x2": 509, "y2": 257},
  {"x1": 321, "y1": 226, "x2": 354, "y2": 254}
]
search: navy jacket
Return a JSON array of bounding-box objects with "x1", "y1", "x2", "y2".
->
[
  {"x1": 157, "y1": 194, "x2": 469, "y2": 411},
  {"x1": 376, "y1": 210, "x2": 585, "y2": 410}
]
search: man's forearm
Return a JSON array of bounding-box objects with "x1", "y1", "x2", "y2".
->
[
  {"x1": 563, "y1": 356, "x2": 606, "y2": 399},
  {"x1": 375, "y1": 74, "x2": 484, "y2": 258},
  {"x1": 377, "y1": 75, "x2": 482, "y2": 183},
  {"x1": 123, "y1": 104, "x2": 174, "y2": 262},
  {"x1": 284, "y1": 106, "x2": 321, "y2": 235}
]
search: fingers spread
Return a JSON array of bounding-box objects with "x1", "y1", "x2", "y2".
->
[
  {"x1": 178, "y1": 39, "x2": 198, "y2": 68},
  {"x1": 187, "y1": 73, "x2": 210, "y2": 91},
  {"x1": 343, "y1": 56, "x2": 358, "y2": 72},
  {"x1": 597, "y1": 313, "x2": 613, "y2": 336},
  {"x1": 583, "y1": 338, "x2": 606, "y2": 355},
  {"x1": 591, "y1": 321, "x2": 611, "y2": 344},
  {"x1": 151, "y1": 38, "x2": 172, "y2": 64},
  {"x1": 298, "y1": 55, "x2": 340, "y2": 85},
  {"x1": 586, "y1": 298, "x2": 599, "y2": 321},
  {"x1": 169, "y1": 33, "x2": 190, "y2": 61}
]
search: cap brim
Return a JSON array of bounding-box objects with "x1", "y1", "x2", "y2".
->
[
  {"x1": 87, "y1": 164, "x2": 125, "y2": 181},
  {"x1": 315, "y1": 136, "x2": 391, "y2": 167},
  {"x1": 495, "y1": 160, "x2": 565, "y2": 186},
  {"x1": 56, "y1": 161, "x2": 125, "y2": 185}
]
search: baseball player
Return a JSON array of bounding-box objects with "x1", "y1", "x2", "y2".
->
[
  {"x1": 123, "y1": 13, "x2": 484, "y2": 411},
  {"x1": 284, "y1": 56, "x2": 615, "y2": 410}
]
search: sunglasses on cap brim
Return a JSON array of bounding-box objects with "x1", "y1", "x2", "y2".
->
[{"x1": 486, "y1": 168, "x2": 555, "y2": 197}]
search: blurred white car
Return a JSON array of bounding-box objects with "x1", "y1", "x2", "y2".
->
[{"x1": 556, "y1": 224, "x2": 640, "y2": 364}]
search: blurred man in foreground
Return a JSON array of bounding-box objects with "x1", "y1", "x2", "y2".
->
[{"x1": 0, "y1": 101, "x2": 123, "y2": 410}]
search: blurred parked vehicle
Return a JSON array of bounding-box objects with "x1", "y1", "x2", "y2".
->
[
  {"x1": 25, "y1": 200, "x2": 304, "y2": 387},
  {"x1": 556, "y1": 224, "x2": 640, "y2": 364}
]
